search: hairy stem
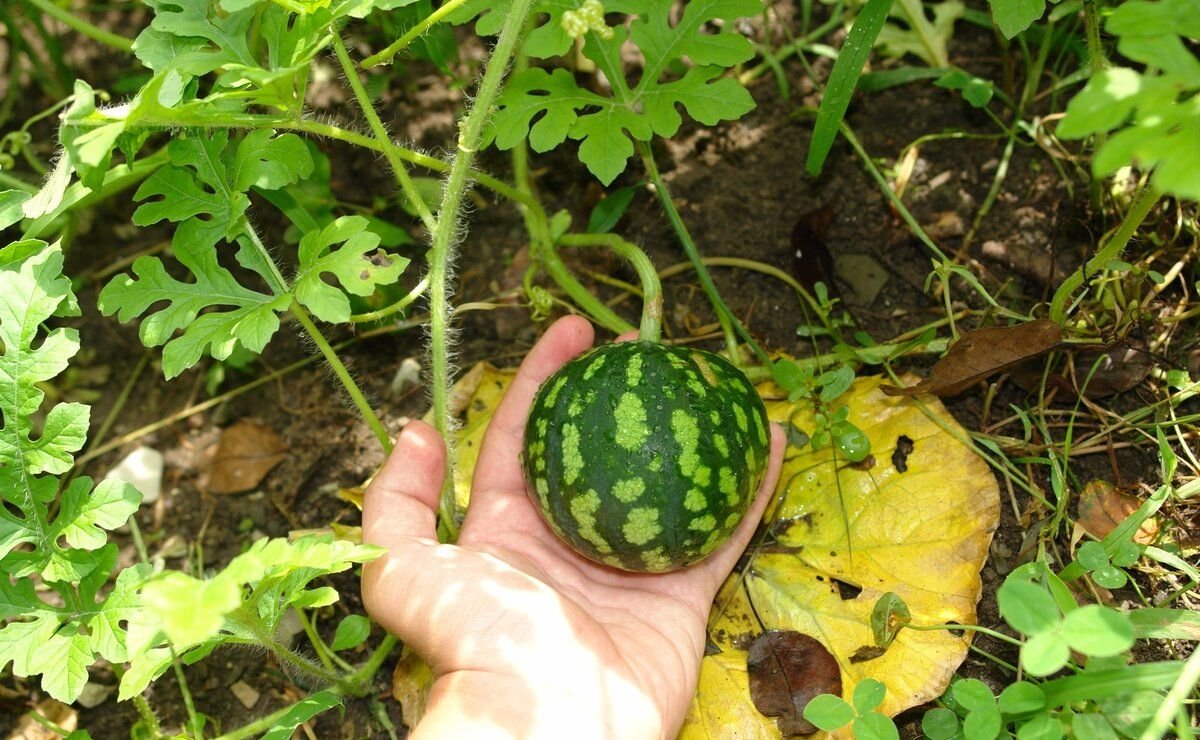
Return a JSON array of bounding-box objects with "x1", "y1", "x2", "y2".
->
[
  {"x1": 558, "y1": 233, "x2": 662, "y2": 342},
  {"x1": 291, "y1": 302, "x2": 392, "y2": 452},
  {"x1": 361, "y1": 0, "x2": 470, "y2": 68},
  {"x1": 168, "y1": 649, "x2": 205, "y2": 739},
  {"x1": 426, "y1": 0, "x2": 536, "y2": 538},
  {"x1": 510, "y1": 126, "x2": 634, "y2": 334},
  {"x1": 331, "y1": 33, "x2": 437, "y2": 234},
  {"x1": 344, "y1": 634, "x2": 398, "y2": 695},
  {"x1": 241, "y1": 224, "x2": 392, "y2": 452}
]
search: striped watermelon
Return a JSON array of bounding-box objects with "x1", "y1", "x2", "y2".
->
[{"x1": 522, "y1": 341, "x2": 770, "y2": 572}]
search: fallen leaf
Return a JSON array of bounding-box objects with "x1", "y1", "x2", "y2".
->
[
  {"x1": 1070, "y1": 338, "x2": 1152, "y2": 398},
  {"x1": 1076, "y1": 480, "x2": 1159, "y2": 544},
  {"x1": 392, "y1": 645, "x2": 434, "y2": 727},
  {"x1": 883, "y1": 320, "x2": 1063, "y2": 397},
  {"x1": 748, "y1": 631, "x2": 842, "y2": 736},
  {"x1": 1069, "y1": 340, "x2": 1155, "y2": 398},
  {"x1": 680, "y1": 578, "x2": 778, "y2": 739},
  {"x1": 206, "y1": 419, "x2": 288, "y2": 494},
  {"x1": 743, "y1": 376, "x2": 999, "y2": 718},
  {"x1": 337, "y1": 486, "x2": 365, "y2": 509},
  {"x1": 422, "y1": 362, "x2": 517, "y2": 512},
  {"x1": 1010, "y1": 338, "x2": 1154, "y2": 399}
]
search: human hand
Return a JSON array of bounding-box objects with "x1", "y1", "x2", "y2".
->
[{"x1": 361, "y1": 316, "x2": 785, "y2": 739}]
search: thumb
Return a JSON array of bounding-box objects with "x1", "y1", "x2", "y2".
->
[{"x1": 363, "y1": 420, "x2": 446, "y2": 549}]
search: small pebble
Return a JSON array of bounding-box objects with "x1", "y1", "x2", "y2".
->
[
  {"x1": 230, "y1": 681, "x2": 260, "y2": 710},
  {"x1": 104, "y1": 447, "x2": 164, "y2": 504}
]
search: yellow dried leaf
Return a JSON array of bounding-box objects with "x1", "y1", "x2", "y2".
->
[
  {"x1": 391, "y1": 645, "x2": 434, "y2": 727},
  {"x1": 682, "y1": 648, "x2": 778, "y2": 739},
  {"x1": 422, "y1": 362, "x2": 517, "y2": 511},
  {"x1": 681, "y1": 578, "x2": 778, "y2": 739},
  {"x1": 758, "y1": 375, "x2": 997, "y2": 714}
]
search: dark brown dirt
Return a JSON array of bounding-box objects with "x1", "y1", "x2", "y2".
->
[{"x1": 0, "y1": 3, "x2": 1189, "y2": 738}]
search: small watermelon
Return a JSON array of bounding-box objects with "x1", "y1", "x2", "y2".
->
[{"x1": 521, "y1": 341, "x2": 771, "y2": 572}]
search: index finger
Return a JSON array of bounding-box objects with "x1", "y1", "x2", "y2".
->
[{"x1": 470, "y1": 315, "x2": 595, "y2": 500}]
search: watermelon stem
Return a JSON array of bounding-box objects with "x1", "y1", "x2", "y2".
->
[
  {"x1": 557, "y1": 233, "x2": 662, "y2": 343},
  {"x1": 636, "y1": 140, "x2": 771, "y2": 367},
  {"x1": 426, "y1": 0, "x2": 536, "y2": 540},
  {"x1": 508, "y1": 45, "x2": 639, "y2": 337}
]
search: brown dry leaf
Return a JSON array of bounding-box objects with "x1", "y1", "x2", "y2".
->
[
  {"x1": 747, "y1": 631, "x2": 841, "y2": 736},
  {"x1": 206, "y1": 419, "x2": 288, "y2": 494},
  {"x1": 883, "y1": 320, "x2": 1063, "y2": 397},
  {"x1": 1010, "y1": 339, "x2": 1154, "y2": 399},
  {"x1": 1071, "y1": 341, "x2": 1155, "y2": 398},
  {"x1": 1077, "y1": 480, "x2": 1159, "y2": 544},
  {"x1": 681, "y1": 578, "x2": 778, "y2": 739}
]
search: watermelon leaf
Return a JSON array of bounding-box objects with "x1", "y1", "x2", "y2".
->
[{"x1": 486, "y1": 0, "x2": 758, "y2": 184}]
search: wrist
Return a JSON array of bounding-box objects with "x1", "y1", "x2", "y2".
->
[{"x1": 412, "y1": 666, "x2": 666, "y2": 740}]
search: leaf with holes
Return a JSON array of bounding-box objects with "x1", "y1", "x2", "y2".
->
[
  {"x1": 294, "y1": 216, "x2": 408, "y2": 324},
  {"x1": 735, "y1": 375, "x2": 998, "y2": 719}
]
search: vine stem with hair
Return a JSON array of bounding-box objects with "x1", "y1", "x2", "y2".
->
[{"x1": 425, "y1": 0, "x2": 536, "y2": 541}]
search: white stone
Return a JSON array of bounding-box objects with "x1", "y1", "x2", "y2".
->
[
  {"x1": 230, "y1": 681, "x2": 260, "y2": 709},
  {"x1": 274, "y1": 608, "x2": 305, "y2": 646},
  {"x1": 75, "y1": 682, "x2": 114, "y2": 709},
  {"x1": 389, "y1": 357, "x2": 423, "y2": 397},
  {"x1": 104, "y1": 447, "x2": 164, "y2": 504}
]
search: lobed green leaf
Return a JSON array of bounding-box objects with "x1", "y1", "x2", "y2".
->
[
  {"x1": 488, "y1": 0, "x2": 757, "y2": 183},
  {"x1": 294, "y1": 215, "x2": 409, "y2": 324}
]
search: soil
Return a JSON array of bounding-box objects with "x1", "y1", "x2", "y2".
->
[{"x1": 0, "y1": 3, "x2": 1190, "y2": 738}]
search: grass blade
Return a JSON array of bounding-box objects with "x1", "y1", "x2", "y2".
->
[{"x1": 806, "y1": 0, "x2": 895, "y2": 176}]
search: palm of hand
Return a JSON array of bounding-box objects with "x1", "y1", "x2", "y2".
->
[{"x1": 362, "y1": 317, "x2": 783, "y2": 738}]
